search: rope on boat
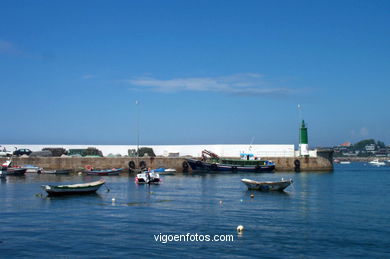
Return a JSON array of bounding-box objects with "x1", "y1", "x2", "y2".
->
[{"x1": 103, "y1": 183, "x2": 110, "y2": 192}]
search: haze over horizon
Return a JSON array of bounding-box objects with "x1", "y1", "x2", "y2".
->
[{"x1": 1, "y1": 0, "x2": 389, "y2": 147}]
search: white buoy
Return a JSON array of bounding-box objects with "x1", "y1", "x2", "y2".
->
[
  {"x1": 250, "y1": 194, "x2": 254, "y2": 198},
  {"x1": 219, "y1": 200, "x2": 223, "y2": 204},
  {"x1": 237, "y1": 225, "x2": 244, "y2": 234},
  {"x1": 240, "y1": 199, "x2": 243, "y2": 203},
  {"x1": 78, "y1": 172, "x2": 82, "y2": 175},
  {"x1": 112, "y1": 198, "x2": 116, "y2": 202}
]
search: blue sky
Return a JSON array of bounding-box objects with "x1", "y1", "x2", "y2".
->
[{"x1": 1, "y1": 0, "x2": 389, "y2": 147}]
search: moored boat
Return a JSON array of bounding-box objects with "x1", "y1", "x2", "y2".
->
[
  {"x1": 1, "y1": 158, "x2": 28, "y2": 175},
  {"x1": 85, "y1": 168, "x2": 123, "y2": 176},
  {"x1": 41, "y1": 179, "x2": 105, "y2": 196},
  {"x1": 135, "y1": 170, "x2": 160, "y2": 184},
  {"x1": 241, "y1": 178, "x2": 293, "y2": 191},
  {"x1": 186, "y1": 150, "x2": 275, "y2": 172},
  {"x1": 22, "y1": 165, "x2": 42, "y2": 173},
  {"x1": 41, "y1": 169, "x2": 72, "y2": 174},
  {"x1": 369, "y1": 159, "x2": 385, "y2": 166},
  {"x1": 4, "y1": 167, "x2": 27, "y2": 176},
  {"x1": 339, "y1": 161, "x2": 351, "y2": 164},
  {"x1": 153, "y1": 167, "x2": 176, "y2": 175}
]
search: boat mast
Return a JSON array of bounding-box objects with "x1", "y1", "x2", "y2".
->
[
  {"x1": 297, "y1": 104, "x2": 302, "y2": 153},
  {"x1": 136, "y1": 100, "x2": 140, "y2": 165}
]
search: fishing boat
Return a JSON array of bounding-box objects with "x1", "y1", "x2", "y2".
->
[
  {"x1": 1, "y1": 159, "x2": 27, "y2": 175},
  {"x1": 369, "y1": 159, "x2": 385, "y2": 166},
  {"x1": 186, "y1": 150, "x2": 275, "y2": 172},
  {"x1": 41, "y1": 179, "x2": 105, "y2": 196},
  {"x1": 85, "y1": 168, "x2": 123, "y2": 176},
  {"x1": 153, "y1": 167, "x2": 176, "y2": 175},
  {"x1": 4, "y1": 167, "x2": 27, "y2": 176},
  {"x1": 241, "y1": 178, "x2": 293, "y2": 191},
  {"x1": 135, "y1": 170, "x2": 160, "y2": 184},
  {"x1": 41, "y1": 169, "x2": 72, "y2": 174}
]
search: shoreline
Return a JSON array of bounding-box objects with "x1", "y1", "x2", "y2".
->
[{"x1": 334, "y1": 157, "x2": 390, "y2": 162}]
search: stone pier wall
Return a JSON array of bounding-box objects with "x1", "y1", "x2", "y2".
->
[{"x1": 1, "y1": 150, "x2": 333, "y2": 172}]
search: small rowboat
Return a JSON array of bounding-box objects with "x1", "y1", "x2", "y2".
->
[
  {"x1": 85, "y1": 168, "x2": 123, "y2": 176},
  {"x1": 41, "y1": 169, "x2": 72, "y2": 174},
  {"x1": 22, "y1": 165, "x2": 42, "y2": 173},
  {"x1": 241, "y1": 178, "x2": 293, "y2": 191},
  {"x1": 41, "y1": 179, "x2": 105, "y2": 196},
  {"x1": 153, "y1": 167, "x2": 176, "y2": 175}
]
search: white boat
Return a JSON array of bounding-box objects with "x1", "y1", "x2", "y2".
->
[
  {"x1": 369, "y1": 159, "x2": 385, "y2": 166},
  {"x1": 339, "y1": 161, "x2": 351, "y2": 164},
  {"x1": 22, "y1": 165, "x2": 43, "y2": 173},
  {"x1": 241, "y1": 178, "x2": 293, "y2": 191},
  {"x1": 161, "y1": 168, "x2": 176, "y2": 175},
  {"x1": 135, "y1": 171, "x2": 160, "y2": 184}
]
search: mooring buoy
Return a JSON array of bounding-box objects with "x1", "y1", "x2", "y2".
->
[{"x1": 237, "y1": 225, "x2": 244, "y2": 234}]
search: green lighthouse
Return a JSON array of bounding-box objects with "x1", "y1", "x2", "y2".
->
[{"x1": 299, "y1": 120, "x2": 309, "y2": 156}]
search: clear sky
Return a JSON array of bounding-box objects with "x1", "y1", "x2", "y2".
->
[{"x1": 1, "y1": 0, "x2": 389, "y2": 147}]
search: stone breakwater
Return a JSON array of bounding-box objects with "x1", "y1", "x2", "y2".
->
[{"x1": 1, "y1": 150, "x2": 333, "y2": 172}]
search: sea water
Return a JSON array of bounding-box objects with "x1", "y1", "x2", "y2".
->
[{"x1": 0, "y1": 163, "x2": 389, "y2": 258}]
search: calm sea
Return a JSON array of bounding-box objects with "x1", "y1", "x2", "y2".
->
[{"x1": 1, "y1": 163, "x2": 389, "y2": 258}]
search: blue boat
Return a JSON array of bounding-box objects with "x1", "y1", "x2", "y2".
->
[
  {"x1": 152, "y1": 167, "x2": 176, "y2": 175},
  {"x1": 85, "y1": 168, "x2": 123, "y2": 176}
]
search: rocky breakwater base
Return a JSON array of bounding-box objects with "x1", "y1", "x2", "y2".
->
[{"x1": 1, "y1": 150, "x2": 333, "y2": 172}]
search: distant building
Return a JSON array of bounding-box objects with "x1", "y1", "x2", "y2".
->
[{"x1": 365, "y1": 144, "x2": 376, "y2": 152}]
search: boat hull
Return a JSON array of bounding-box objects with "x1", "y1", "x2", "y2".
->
[
  {"x1": 241, "y1": 178, "x2": 292, "y2": 191},
  {"x1": 42, "y1": 179, "x2": 105, "y2": 196},
  {"x1": 154, "y1": 168, "x2": 176, "y2": 175},
  {"x1": 86, "y1": 168, "x2": 123, "y2": 176},
  {"x1": 135, "y1": 172, "x2": 160, "y2": 184},
  {"x1": 3, "y1": 168, "x2": 27, "y2": 176},
  {"x1": 42, "y1": 169, "x2": 72, "y2": 174},
  {"x1": 22, "y1": 166, "x2": 42, "y2": 173},
  {"x1": 186, "y1": 159, "x2": 275, "y2": 172}
]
